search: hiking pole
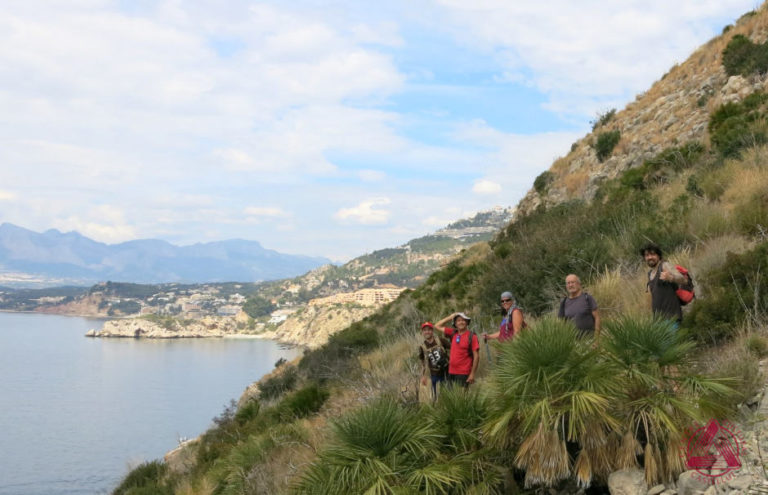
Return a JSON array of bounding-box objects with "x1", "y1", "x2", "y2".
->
[{"x1": 481, "y1": 318, "x2": 493, "y2": 367}]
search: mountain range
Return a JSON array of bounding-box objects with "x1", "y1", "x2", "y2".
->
[{"x1": 0, "y1": 223, "x2": 330, "y2": 287}]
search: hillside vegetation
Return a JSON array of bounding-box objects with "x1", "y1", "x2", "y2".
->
[{"x1": 117, "y1": 6, "x2": 768, "y2": 495}]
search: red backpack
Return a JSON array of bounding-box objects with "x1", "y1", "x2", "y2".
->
[{"x1": 674, "y1": 265, "x2": 695, "y2": 305}]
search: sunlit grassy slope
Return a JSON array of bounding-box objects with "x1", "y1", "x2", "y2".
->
[{"x1": 115, "y1": 5, "x2": 768, "y2": 495}]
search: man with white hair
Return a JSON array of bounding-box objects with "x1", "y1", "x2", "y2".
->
[{"x1": 558, "y1": 274, "x2": 601, "y2": 340}]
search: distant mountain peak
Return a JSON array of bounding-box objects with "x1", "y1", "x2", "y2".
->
[{"x1": 0, "y1": 223, "x2": 329, "y2": 288}]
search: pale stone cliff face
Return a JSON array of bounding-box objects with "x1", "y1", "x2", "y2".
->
[
  {"x1": 38, "y1": 293, "x2": 111, "y2": 317},
  {"x1": 261, "y1": 303, "x2": 377, "y2": 348},
  {"x1": 516, "y1": 12, "x2": 768, "y2": 217},
  {"x1": 86, "y1": 315, "x2": 245, "y2": 338}
]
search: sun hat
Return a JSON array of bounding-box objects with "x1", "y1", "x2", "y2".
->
[{"x1": 453, "y1": 312, "x2": 471, "y2": 324}]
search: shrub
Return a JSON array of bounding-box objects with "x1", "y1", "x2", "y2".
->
[
  {"x1": 258, "y1": 366, "x2": 298, "y2": 401},
  {"x1": 591, "y1": 108, "x2": 617, "y2": 131},
  {"x1": 299, "y1": 322, "x2": 379, "y2": 378},
  {"x1": 234, "y1": 398, "x2": 260, "y2": 425},
  {"x1": 709, "y1": 93, "x2": 768, "y2": 157},
  {"x1": 242, "y1": 295, "x2": 276, "y2": 318},
  {"x1": 722, "y1": 34, "x2": 768, "y2": 77},
  {"x1": 602, "y1": 316, "x2": 734, "y2": 485},
  {"x1": 114, "y1": 460, "x2": 174, "y2": 495},
  {"x1": 534, "y1": 170, "x2": 554, "y2": 194},
  {"x1": 621, "y1": 143, "x2": 705, "y2": 191},
  {"x1": 484, "y1": 317, "x2": 620, "y2": 488},
  {"x1": 684, "y1": 242, "x2": 768, "y2": 344},
  {"x1": 293, "y1": 397, "x2": 495, "y2": 494},
  {"x1": 746, "y1": 334, "x2": 768, "y2": 358},
  {"x1": 732, "y1": 188, "x2": 768, "y2": 236},
  {"x1": 705, "y1": 346, "x2": 762, "y2": 405},
  {"x1": 593, "y1": 130, "x2": 621, "y2": 162},
  {"x1": 274, "y1": 383, "x2": 329, "y2": 420}
]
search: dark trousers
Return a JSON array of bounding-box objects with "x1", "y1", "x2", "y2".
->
[
  {"x1": 430, "y1": 374, "x2": 445, "y2": 398},
  {"x1": 448, "y1": 373, "x2": 470, "y2": 387}
]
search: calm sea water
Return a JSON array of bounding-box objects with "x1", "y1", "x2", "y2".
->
[{"x1": 0, "y1": 312, "x2": 300, "y2": 495}]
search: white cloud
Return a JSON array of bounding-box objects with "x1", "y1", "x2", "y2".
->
[
  {"x1": 421, "y1": 216, "x2": 452, "y2": 227},
  {"x1": 243, "y1": 206, "x2": 290, "y2": 218},
  {"x1": 357, "y1": 169, "x2": 387, "y2": 182},
  {"x1": 433, "y1": 0, "x2": 756, "y2": 115},
  {"x1": 0, "y1": 190, "x2": 16, "y2": 201},
  {"x1": 472, "y1": 179, "x2": 502, "y2": 195},
  {"x1": 335, "y1": 197, "x2": 391, "y2": 225},
  {"x1": 0, "y1": 1, "x2": 753, "y2": 259},
  {"x1": 53, "y1": 205, "x2": 136, "y2": 243}
]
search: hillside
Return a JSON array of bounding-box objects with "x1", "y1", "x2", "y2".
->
[
  {"x1": 0, "y1": 223, "x2": 329, "y2": 287},
  {"x1": 0, "y1": 208, "x2": 512, "y2": 347},
  {"x1": 119, "y1": 7, "x2": 768, "y2": 494},
  {"x1": 517, "y1": 9, "x2": 768, "y2": 217}
]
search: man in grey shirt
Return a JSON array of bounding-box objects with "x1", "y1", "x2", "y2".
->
[{"x1": 558, "y1": 274, "x2": 601, "y2": 340}]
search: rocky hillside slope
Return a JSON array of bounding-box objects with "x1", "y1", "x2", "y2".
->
[
  {"x1": 115, "y1": 5, "x2": 768, "y2": 494},
  {"x1": 516, "y1": 9, "x2": 768, "y2": 216}
]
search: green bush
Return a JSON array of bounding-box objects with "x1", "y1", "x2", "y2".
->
[
  {"x1": 274, "y1": 383, "x2": 329, "y2": 420},
  {"x1": 732, "y1": 188, "x2": 768, "y2": 236},
  {"x1": 722, "y1": 34, "x2": 768, "y2": 77},
  {"x1": 621, "y1": 143, "x2": 705, "y2": 191},
  {"x1": 294, "y1": 397, "x2": 497, "y2": 494},
  {"x1": 534, "y1": 170, "x2": 553, "y2": 194},
  {"x1": 591, "y1": 108, "x2": 617, "y2": 130},
  {"x1": 592, "y1": 129, "x2": 621, "y2": 162},
  {"x1": 113, "y1": 460, "x2": 173, "y2": 495},
  {"x1": 299, "y1": 321, "x2": 380, "y2": 377},
  {"x1": 194, "y1": 401, "x2": 240, "y2": 472},
  {"x1": 709, "y1": 93, "x2": 768, "y2": 157},
  {"x1": 746, "y1": 334, "x2": 768, "y2": 358},
  {"x1": 258, "y1": 366, "x2": 298, "y2": 401},
  {"x1": 684, "y1": 242, "x2": 768, "y2": 344},
  {"x1": 234, "y1": 398, "x2": 261, "y2": 425},
  {"x1": 242, "y1": 295, "x2": 276, "y2": 318}
]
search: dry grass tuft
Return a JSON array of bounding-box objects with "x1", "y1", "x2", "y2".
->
[
  {"x1": 564, "y1": 171, "x2": 590, "y2": 195},
  {"x1": 722, "y1": 156, "x2": 768, "y2": 208},
  {"x1": 588, "y1": 266, "x2": 648, "y2": 320},
  {"x1": 696, "y1": 336, "x2": 764, "y2": 403},
  {"x1": 685, "y1": 234, "x2": 753, "y2": 296},
  {"x1": 552, "y1": 155, "x2": 571, "y2": 175},
  {"x1": 358, "y1": 334, "x2": 423, "y2": 401},
  {"x1": 686, "y1": 199, "x2": 731, "y2": 240}
]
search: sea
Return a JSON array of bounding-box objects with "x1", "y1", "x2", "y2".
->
[{"x1": 0, "y1": 312, "x2": 301, "y2": 495}]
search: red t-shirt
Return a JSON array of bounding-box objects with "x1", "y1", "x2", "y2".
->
[{"x1": 443, "y1": 327, "x2": 479, "y2": 375}]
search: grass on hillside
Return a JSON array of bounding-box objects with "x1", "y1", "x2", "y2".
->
[{"x1": 115, "y1": 52, "x2": 768, "y2": 495}]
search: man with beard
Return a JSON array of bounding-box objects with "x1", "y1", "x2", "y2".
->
[{"x1": 640, "y1": 243, "x2": 686, "y2": 325}]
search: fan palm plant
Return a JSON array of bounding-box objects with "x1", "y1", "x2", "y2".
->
[
  {"x1": 293, "y1": 397, "x2": 473, "y2": 494},
  {"x1": 428, "y1": 387, "x2": 503, "y2": 494},
  {"x1": 483, "y1": 316, "x2": 622, "y2": 489},
  {"x1": 601, "y1": 315, "x2": 735, "y2": 485}
]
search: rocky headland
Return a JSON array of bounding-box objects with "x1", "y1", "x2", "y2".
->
[{"x1": 85, "y1": 313, "x2": 252, "y2": 339}]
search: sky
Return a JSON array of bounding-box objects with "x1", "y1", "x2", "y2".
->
[{"x1": 0, "y1": 0, "x2": 758, "y2": 261}]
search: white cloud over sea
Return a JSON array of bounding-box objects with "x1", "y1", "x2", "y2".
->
[{"x1": 0, "y1": 0, "x2": 757, "y2": 260}]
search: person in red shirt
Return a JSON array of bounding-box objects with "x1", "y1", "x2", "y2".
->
[{"x1": 434, "y1": 312, "x2": 480, "y2": 386}]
